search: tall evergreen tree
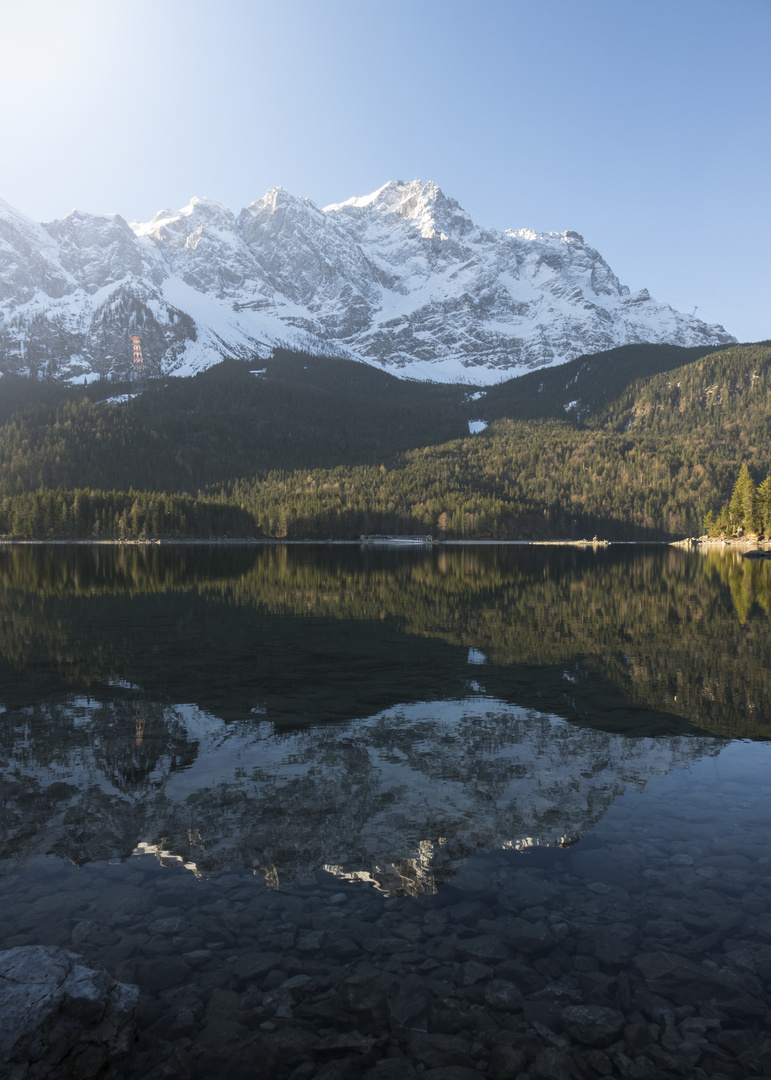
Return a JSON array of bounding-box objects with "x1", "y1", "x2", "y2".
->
[
  {"x1": 730, "y1": 463, "x2": 757, "y2": 533},
  {"x1": 757, "y1": 475, "x2": 771, "y2": 538}
]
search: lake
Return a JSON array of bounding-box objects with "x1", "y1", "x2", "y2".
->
[{"x1": 1, "y1": 542, "x2": 770, "y2": 1079}]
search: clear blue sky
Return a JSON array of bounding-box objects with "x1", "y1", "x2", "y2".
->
[{"x1": 2, "y1": 0, "x2": 769, "y2": 341}]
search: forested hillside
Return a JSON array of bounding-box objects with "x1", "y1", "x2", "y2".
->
[
  {"x1": 226, "y1": 341, "x2": 771, "y2": 540},
  {"x1": 0, "y1": 349, "x2": 470, "y2": 494},
  {"x1": 479, "y1": 342, "x2": 735, "y2": 422},
  {"x1": 0, "y1": 341, "x2": 769, "y2": 540}
]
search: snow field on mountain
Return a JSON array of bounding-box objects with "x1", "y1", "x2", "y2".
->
[{"x1": 0, "y1": 180, "x2": 734, "y2": 384}]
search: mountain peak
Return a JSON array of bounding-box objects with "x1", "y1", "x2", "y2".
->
[
  {"x1": 247, "y1": 187, "x2": 318, "y2": 216},
  {"x1": 325, "y1": 178, "x2": 435, "y2": 212},
  {"x1": 325, "y1": 179, "x2": 473, "y2": 241},
  {"x1": 0, "y1": 184, "x2": 736, "y2": 384},
  {"x1": 181, "y1": 195, "x2": 233, "y2": 217},
  {"x1": 132, "y1": 196, "x2": 236, "y2": 240}
]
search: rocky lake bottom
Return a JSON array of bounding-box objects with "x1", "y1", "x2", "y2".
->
[{"x1": 3, "y1": 740, "x2": 771, "y2": 1080}]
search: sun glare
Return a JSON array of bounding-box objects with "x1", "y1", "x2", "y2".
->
[{"x1": 1, "y1": 1, "x2": 119, "y2": 108}]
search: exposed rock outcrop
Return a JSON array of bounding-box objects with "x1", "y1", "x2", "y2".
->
[{"x1": 0, "y1": 945, "x2": 138, "y2": 1079}]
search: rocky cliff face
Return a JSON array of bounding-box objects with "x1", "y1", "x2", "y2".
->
[{"x1": 0, "y1": 182, "x2": 734, "y2": 385}]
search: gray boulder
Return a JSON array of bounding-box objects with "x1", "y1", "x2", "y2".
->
[
  {"x1": 561, "y1": 1004, "x2": 625, "y2": 1046},
  {"x1": 0, "y1": 945, "x2": 138, "y2": 1079}
]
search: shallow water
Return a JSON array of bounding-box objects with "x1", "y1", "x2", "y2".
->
[{"x1": 1, "y1": 543, "x2": 770, "y2": 1079}]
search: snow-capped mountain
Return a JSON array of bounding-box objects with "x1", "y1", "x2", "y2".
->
[{"x1": 0, "y1": 181, "x2": 734, "y2": 385}]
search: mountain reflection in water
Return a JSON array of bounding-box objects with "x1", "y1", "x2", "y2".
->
[{"x1": 0, "y1": 696, "x2": 722, "y2": 894}]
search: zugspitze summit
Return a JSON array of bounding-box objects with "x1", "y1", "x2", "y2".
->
[{"x1": 0, "y1": 180, "x2": 734, "y2": 385}]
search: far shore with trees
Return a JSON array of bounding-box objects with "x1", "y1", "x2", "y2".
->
[
  {"x1": 703, "y1": 462, "x2": 771, "y2": 541},
  {"x1": 1, "y1": 462, "x2": 770, "y2": 543},
  {"x1": 1, "y1": 342, "x2": 769, "y2": 544}
]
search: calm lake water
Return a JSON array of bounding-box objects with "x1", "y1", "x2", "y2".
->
[{"x1": 1, "y1": 543, "x2": 771, "y2": 1079}]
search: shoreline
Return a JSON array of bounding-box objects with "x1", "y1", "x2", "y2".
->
[
  {"x1": 671, "y1": 535, "x2": 771, "y2": 552},
  {"x1": 0, "y1": 536, "x2": 769, "y2": 550},
  {"x1": 0, "y1": 536, "x2": 694, "y2": 548}
]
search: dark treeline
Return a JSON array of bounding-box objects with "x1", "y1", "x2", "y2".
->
[
  {"x1": 0, "y1": 488, "x2": 254, "y2": 540},
  {"x1": 0, "y1": 342, "x2": 768, "y2": 540}
]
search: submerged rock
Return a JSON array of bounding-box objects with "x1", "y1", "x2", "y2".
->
[
  {"x1": 560, "y1": 1004, "x2": 625, "y2": 1046},
  {"x1": 0, "y1": 945, "x2": 138, "y2": 1079}
]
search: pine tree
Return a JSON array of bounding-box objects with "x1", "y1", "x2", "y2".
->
[
  {"x1": 716, "y1": 506, "x2": 731, "y2": 535},
  {"x1": 729, "y1": 463, "x2": 756, "y2": 533},
  {"x1": 757, "y1": 475, "x2": 771, "y2": 538}
]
